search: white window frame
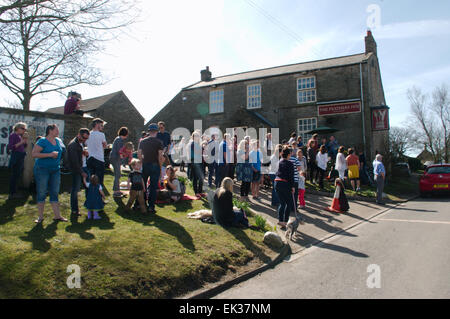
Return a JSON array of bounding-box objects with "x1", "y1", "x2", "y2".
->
[
  {"x1": 247, "y1": 83, "x2": 262, "y2": 109},
  {"x1": 209, "y1": 89, "x2": 224, "y2": 114},
  {"x1": 297, "y1": 117, "x2": 317, "y2": 142},
  {"x1": 297, "y1": 76, "x2": 316, "y2": 104}
]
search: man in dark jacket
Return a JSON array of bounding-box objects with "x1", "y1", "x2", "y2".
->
[{"x1": 68, "y1": 128, "x2": 90, "y2": 215}]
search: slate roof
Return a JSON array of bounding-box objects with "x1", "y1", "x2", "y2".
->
[
  {"x1": 46, "y1": 91, "x2": 123, "y2": 114},
  {"x1": 184, "y1": 52, "x2": 373, "y2": 90}
]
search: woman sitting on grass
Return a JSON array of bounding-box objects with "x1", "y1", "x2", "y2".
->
[
  {"x1": 163, "y1": 165, "x2": 184, "y2": 203},
  {"x1": 212, "y1": 177, "x2": 249, "y2": 228}
]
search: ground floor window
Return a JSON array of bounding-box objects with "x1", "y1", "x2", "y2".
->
[{"x1": 297, "y1": 117, "x2": 317, "y2": 142}]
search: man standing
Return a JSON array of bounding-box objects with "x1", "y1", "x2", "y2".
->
[
  {"x1": 373, "y1": 154, "x2": 386, "y2": 205},
  {"x1": 157, "y1": 121, "x2": 171, "y2": 154},
  {"x1": 207, "y1": 134, "x2": 218, "y2": 188},
  {"x1": 67, "y1": 128, "x2": 90, "y2": 215},
  {"x1": 216, "y1": 133, "x2": 230, "y2": 188},
  {"x1": 328, "y1": 135, "x2": 339, "y2": 161},
  {"x1": 86, "y1": 118, "x2": 107, "y2": 187},
  {"x1": 138, "y1": 123, "x2": 163, "y2": 213}
]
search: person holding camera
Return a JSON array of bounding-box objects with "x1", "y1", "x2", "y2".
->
[{"x1": 64, "y1": 91, "x2": 82, "y2": 115}]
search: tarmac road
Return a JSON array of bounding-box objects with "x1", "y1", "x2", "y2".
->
[{"x1": 214, "y1": 196, "x2": 450, "y2": 299}]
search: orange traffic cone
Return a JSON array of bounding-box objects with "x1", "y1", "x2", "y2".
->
[{"x1": 326, "y1": 185, "x2": 342, "y2": 213}]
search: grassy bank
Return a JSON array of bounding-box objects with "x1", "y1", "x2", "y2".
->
[{"x1": 0, "y1": 169, "x2": 277, "y2": 298}]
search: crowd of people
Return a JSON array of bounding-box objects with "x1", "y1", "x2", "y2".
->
[{"x1": 6, "y1": 120, "x2": 386, "y2": 230}]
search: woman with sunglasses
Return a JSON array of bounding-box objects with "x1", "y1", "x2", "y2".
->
[
  {"x1": 7, "y1": 122, "x2": 29, "y2": 199},
  {"x1": 32, "y1": 124, "x2": 67, "y2": 223}
]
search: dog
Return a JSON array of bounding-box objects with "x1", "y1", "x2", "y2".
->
[
  {"x1": 187, "y1": 209, "x2": 213, "y2": 219},
  {"x1": 285, "y1": 215, "x2": 304, "y2": 240}
]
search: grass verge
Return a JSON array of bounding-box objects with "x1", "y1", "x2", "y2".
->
[{"x1": 0, "y1": 169, "x2": 280, "y2": 298}]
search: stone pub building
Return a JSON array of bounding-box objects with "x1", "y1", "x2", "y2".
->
[{"x1": 148, "y1": 31, "x2": 389, "y2": 160}]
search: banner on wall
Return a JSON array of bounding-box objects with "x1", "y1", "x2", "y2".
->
[
  {"x1": 318, "y1": 101, "x2": 361, "y2": 116},
  {"x1": 0, "y1": 111, "x2": 65, "y2": 167},
  {"x1": 371, "y1": 106, "x2": 390, "y2": 131}
]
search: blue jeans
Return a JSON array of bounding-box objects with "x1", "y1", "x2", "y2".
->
[
  {"x1": 34, "y1": 166, "x2": 61, "y2": 203},
  {"x1": 275, "y1": 181, "x2": 294, "y2": 223},
  {"x1": 269, "y1": 174, "x2": 280, "y2": 206},
  {"x1": 110, "y1": 157, "x2": 122, "y2": 192},
  {"x1": 70, "y1": 172, "x2": 82, "y2": 212},
  {"x1": 233, "y1": 210, "x2": 249, "y2": 228},
  {"x1": 143, "y1": 162, "x2": 160, "y2": 210}
]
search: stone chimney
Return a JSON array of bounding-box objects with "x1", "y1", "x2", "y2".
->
[
  {"x1": 365, "y1": 30, "x2": 377, "y2": 56},
  {"x1": 200, "y1": 66, "x2": 212, "y2": 82}
]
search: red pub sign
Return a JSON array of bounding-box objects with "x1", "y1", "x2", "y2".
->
[
  {"x1": 371, "y1": 106, "x2": 390, "y2": 131},
  {"x1": 318, "y1": 101, "x2": 361, "y2": 116}
]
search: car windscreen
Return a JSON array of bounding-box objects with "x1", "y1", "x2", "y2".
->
[{"x1": 427, "y1": 166, "x2": 450, "y2": 174}]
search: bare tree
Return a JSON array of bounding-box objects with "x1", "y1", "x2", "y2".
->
[
  {"x1": 0, "y1": 1, "x2": 60, "y2": 23},
  {"x1": 389, "y1": 126, "x2": 411, "y2": 161},
  {"x1": 407, "y1": 86, "x2": 446, "y2": 163},
  {"x1": 431, "y1": 84, "x2": 450, "y2": 162},
  {"x1": 0, "y1": 0, "x2": 138, "y2": 110}
]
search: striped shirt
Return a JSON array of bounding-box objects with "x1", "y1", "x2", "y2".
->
[{"x1": 289, "y1": 155, "x2": 300, "y2": 183}]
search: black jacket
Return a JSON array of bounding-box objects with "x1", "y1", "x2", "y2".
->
[
  {"x1": 67, "y1": 137, "x2": 84, "y2": 175},
  {"x1": 212, "y1": 189, "x2": 235, "y2": 227}
]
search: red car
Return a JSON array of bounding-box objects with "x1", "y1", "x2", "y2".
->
[{"x1": 419, "y1": 164, "x2": 450, "y2": 196}]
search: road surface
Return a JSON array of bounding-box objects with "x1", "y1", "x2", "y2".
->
[{"x1": 215, "y1": 197, "x2": 450, "y2": 299}]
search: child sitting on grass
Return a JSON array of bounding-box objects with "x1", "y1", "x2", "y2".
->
[
  {"x1": 164, "y1": 165, "x2": 184, "y2": 203},
  {"x1": 84, "y1": 174, "x2": 105, "y2": 220},
  {"x1": 157, "y1": 165, "x2": 185, "y2": 203},
  {"x1": 125, "y1": 159, "x2": 147, "y2": 213}
]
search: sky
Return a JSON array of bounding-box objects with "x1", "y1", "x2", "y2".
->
[{"x1": 1, "y1": 0, "x2": 450, "y2": 140}]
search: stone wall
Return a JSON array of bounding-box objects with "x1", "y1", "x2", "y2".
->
[
  {"x1": 148, "y1": 59, "x2": 389, "y2": 158},
  {"x1": 0, "y1": 107, "x2": 91, "y2": 167}
]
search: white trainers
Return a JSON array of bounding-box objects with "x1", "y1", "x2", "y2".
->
[
  {"x1": 87, "y1": 211, "x2": 92, "y2": 219},
  {"x1": 93, "y1": 211, "x2": 101, "y2": 220}
]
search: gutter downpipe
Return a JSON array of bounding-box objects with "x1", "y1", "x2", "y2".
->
[{"x1": 359, "y1": 62, "x2": 367, "y2": 155}]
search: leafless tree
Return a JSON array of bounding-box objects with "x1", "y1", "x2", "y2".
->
[
  {"x1": 0, "y1": 0, "x2": 138, "y2": 110},
  {"x1": 389, "y1": 126, "x2": 411, "y2": 161},
  {"x1": 407, "y1": 86, "x2": 446, "y2": 163},
  {"x1": 431, "y1": 84, "x2": 450, "y2": 162}
]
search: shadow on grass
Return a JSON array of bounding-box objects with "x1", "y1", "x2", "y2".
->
[
  {"x1": 65, "y1": 214, "x2": 96, "y2": 240},
  {"x1": 113, "y1": 198, "x2": 196, "y2": 251},
  {"x1": 224, "y1": 226, "x2": 272, "y2": 264},
  {"x1": 291, "y1": 231, "x2": 369, "y2": 258},
  {"x1": 0, "y1": 196, "x2": 30, "y2": 226},
  {"x1": 19, "y1": 221, "x2": 58, "y2": 252}
]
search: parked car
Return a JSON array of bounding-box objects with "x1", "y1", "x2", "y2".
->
[
  {"x1": 419, "y1": 164, "x2": 450, "y2": 197},
  {"x1": 393, "y1": 162, "x2": 411, "y2": 177}
]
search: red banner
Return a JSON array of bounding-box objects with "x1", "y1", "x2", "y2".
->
[
  {"x1": 372, "y1": 108, "x2": 389, "y2": 131},
  {"x1": 318, "y1": 101, "x2": 361, "y2": 116}
]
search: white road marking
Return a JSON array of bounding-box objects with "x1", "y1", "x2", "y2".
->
[{"x1": 379, "y1": 218, "x2": 450, "y2": 225}]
